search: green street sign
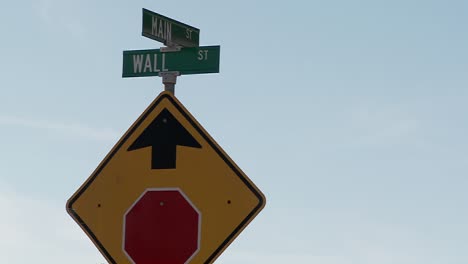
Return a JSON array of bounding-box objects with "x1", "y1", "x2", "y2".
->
[
  {"x1": 122, "y1": 46, "x2": 220, "y2": 77},
  {"x1": 142, "y1": 8, "x2": 200, "y2": 47}
]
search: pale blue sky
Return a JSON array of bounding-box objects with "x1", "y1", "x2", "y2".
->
[{"x1": 1, "y1": 0, "x2": 467, "y2": 263}]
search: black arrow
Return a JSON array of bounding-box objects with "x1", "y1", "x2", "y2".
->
[{"x1": 127, "y1": 108, "x2": 201, "y2": 169}]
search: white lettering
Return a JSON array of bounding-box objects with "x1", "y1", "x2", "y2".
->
[
  {"x1": 152, "y1": 17, "x2": 158, "y2": 36},
  {"x1": 153, "y1": 54, "x2": 160, "y2": 72},
  {"x1": 151, "y1": 17, "x2": 171, "y2": 41},
  {"x1": 198, "y1": 50, "x2": 208, "y2": 61},
  {"x1": 166, "y1": 22, "x2": 172, "y2": 42},
  {"x1": 144, "y1": 54, "x2": 152, "y2": 72},
  {"x1": 158, "y1": 21, "x2": 164, "y2": 38},
  {"x1": 133, "y1": 55, "x2": 144, "y2": 73},
  {"x1": 162, "y1": 53, "x2": 169, "y2": 71},
  {"x1": 185, "y1": 29, "x2": 192, "y2": 40}
]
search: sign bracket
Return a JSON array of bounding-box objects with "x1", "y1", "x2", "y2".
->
[
  {"x1": 159, "y1": 71, "x2": 180, "y2": 94},
  {"x1": 160, "y1": 45, "x2": 182, "y2": 53}
]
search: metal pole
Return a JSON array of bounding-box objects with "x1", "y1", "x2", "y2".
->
[
  {"x1": 159, "y1": 71, "x2": 179, "y2": 94},
  {"x1": 165, "y1": 83, "x2": 175, "y2": 94}
]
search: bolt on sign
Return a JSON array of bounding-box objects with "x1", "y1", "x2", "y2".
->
[{"x1": 67, "y1": 91, "x2": 266, "y2": 264}]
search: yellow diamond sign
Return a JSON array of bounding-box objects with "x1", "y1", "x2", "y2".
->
[{"x1": 67, "y1": 91, "x2": 266, "y2": 264}]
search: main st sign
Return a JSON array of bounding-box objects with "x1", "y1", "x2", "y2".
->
[
  {"x1": 67, "y1": 92, "x2": 266, "y2": 263},
  {"x1": 141, "y1": 8, "x2": 200, "y2": 47}
]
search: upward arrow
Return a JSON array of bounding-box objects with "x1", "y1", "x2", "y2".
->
[{"x1": 127, "y1": 108, "x2": 201, "y2": 169}]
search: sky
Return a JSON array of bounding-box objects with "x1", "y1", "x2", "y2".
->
[{"x1": 1, "y1": 0, "x2": 468, "y2": 263}]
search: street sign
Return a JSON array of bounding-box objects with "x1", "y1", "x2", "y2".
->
[
  {"x1": 122, "y1": 46, "x2": 220, "y2": 78},
  {"x1": 142, "y1": 8, "x2": 200, "y2": 47},
  {"x1": 67, "y1": 91, "x2": 266, "y2": 264}
]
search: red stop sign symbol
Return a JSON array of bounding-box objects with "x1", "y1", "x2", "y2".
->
[{"x1": 123, "y1": 188, "x2": 201, "y2": 264}]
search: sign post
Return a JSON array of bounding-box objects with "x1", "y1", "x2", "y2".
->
[{"x1": 68, "y1": 8, "x2": 265, "y2": 264}]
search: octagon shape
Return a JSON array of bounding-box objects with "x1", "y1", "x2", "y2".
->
[{"x1": 123, "y1": 188, "x2": 201, "y2": 264}]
